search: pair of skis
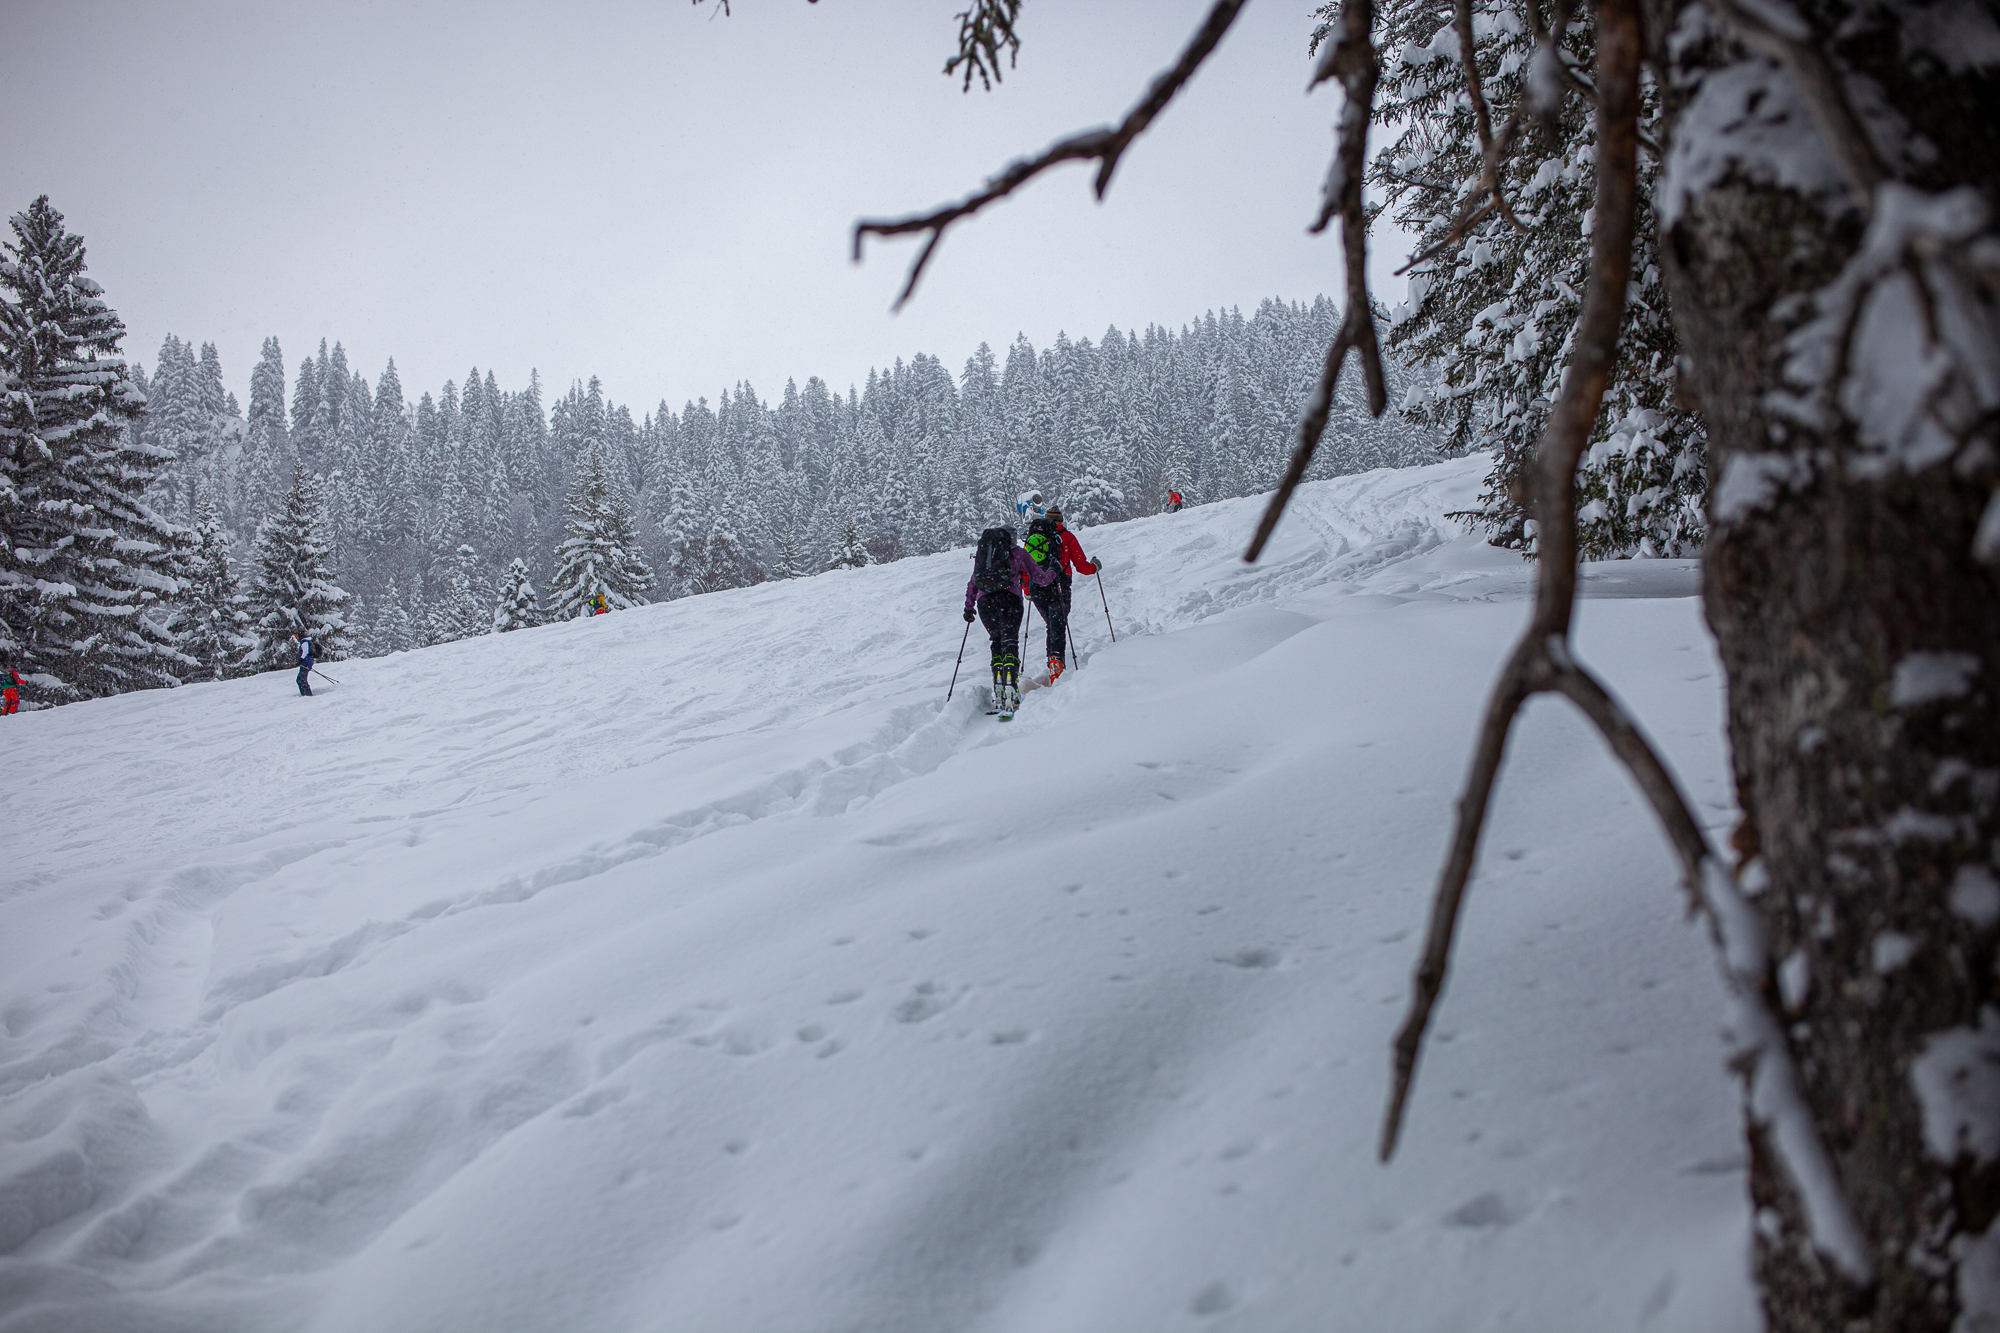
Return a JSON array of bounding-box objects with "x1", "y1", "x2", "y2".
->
[{"x1": 986, "y1": 677, "x2": 1021, "y2": 722}]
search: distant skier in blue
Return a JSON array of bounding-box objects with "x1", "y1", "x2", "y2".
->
[
  {"x1": 1015, "y1": 490, "x2": 1045, "y2": 524},
  {"x1": 292, "y1": 630, "x2": 314, "y2": 696}
]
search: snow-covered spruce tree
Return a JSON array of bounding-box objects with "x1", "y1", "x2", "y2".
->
[
  {"x1": 491, "y1": 557, "x2": 540, "y2": 632},
  {"x1": 429, "y1": 543, "x2": 486, "y2": 643},
  {"x1": 1059, "y1": 473, "x2": 1124, "y2": 529},
  {"x1": 0, "y1": 196, "x2": 188, "y2": 703},
  {"x1": 772, "y1": 528, "x2": 810, "y2": 579},
  {"x1": 241, "y1": 336, "x2": 292, "y2": 529},
  {"x1": 344, "y1": 593, "x2": 375, "y2": 657},
  {"x1": 245, "y1": 469, "x2": 348, "y2": 667},
  {"x1": 373, "y1": 576, "x2": 419, "y2": 654},
  {"x1": 551, "y1": 448, "x2": 653, "y2": 618},
  {"x1": 826, "y1": 520, "x2": 870, "y2": 571},
  {"x1": 1339, "y1": 0, "x2": 1704, "y2": 557},
  {"x1": 174, "y1": 502, "x2": 252, "y2": 681}
]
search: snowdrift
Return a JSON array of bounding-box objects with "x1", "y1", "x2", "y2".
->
[{"x1": 0, "y1": 456, "x2": 1756, "y2": 1332}]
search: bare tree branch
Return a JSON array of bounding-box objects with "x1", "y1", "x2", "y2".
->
[
  {"x1": 1454, "y1": 0, "x2": 1499, "y2": 155},
  {"x1": 1379, "y1": 0, "x2": 1645, "y2": 1164},
  {"x1": 1546, "y1": 655, "x2": 1710, "y2": 911},
  {"x1": 1245, "y1": 0, "x2": 1386, "y2": 561},
  {"x1": 1379, "y1": 636, "x2": 1537, "y2": 1157},
  {"x1": 1453, "y1": 0, "x2": 1531, "y2": 235},
  {"x1": 853, "y1": 0, "x2": 1249, "y2": 310},
  {"x1": 1364, "y1": 0, "x2": 1877, "y2": 1281}
]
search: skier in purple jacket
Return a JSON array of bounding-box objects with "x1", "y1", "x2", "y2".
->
[{"x1": 963, "y1": 526, "x2": 1055, "y2": 719}]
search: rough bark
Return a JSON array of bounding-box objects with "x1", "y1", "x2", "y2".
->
[{"x1": 1654, "y1": 2, "x2": 2000, "y2": 1327}]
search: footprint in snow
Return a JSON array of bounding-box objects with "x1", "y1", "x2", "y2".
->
[
  {"x1": 1443, "y1": 1191, "x2": 1521, "y2": 1228},
  {"x1": 1217, "y1": 947, "x2": 1279, "y2": 969},
  {"x1": 894, "y1": 981, "x2": 960, "y2": 1024}
]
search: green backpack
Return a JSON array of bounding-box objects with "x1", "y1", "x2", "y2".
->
[{"x1": 1024, "y1": 518, "x2": 1061, "y2": 571}]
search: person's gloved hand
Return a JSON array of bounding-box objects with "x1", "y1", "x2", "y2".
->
[
  {"x1": 963, "y1": 608, "x2": 976, "y2": 623},
  {"x1": 1091, "y1": 557, "x2": 1106, "y2": 572}
]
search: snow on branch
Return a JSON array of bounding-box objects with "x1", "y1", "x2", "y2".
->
[
  {"x1": 853, "y1": 0, "x2": 1249, "y2": 311},
  {"x1": 1772, "y1": 185, "x2": 2000, "y2": 510},
  {"x1": 1706, "y1": 0, "x2": 1885, "y2": 205}
]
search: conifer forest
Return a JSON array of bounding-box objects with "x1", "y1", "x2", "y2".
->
[
  {"x1": 2, "y1": 194, "x2": 1465, "y2": 703},
  {"x1": 1, "y1": 185, "x2": 1712, "y2": 708}
]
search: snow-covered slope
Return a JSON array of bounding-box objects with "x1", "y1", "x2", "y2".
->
[{"x1": 0, "y1": 456, "x2": 1755, "y2": 1333}]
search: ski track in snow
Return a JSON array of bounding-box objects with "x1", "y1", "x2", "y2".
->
[{"x1": 0, "y1": 455, "x2": 1755, "y2": 1333}]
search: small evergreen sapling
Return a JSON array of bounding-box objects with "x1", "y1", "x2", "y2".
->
[
  {"x1": 492, "y1": 558, "x2": 541, "y2": 632},
  {"x1": 827, "y1": 521, "x2": 870, "y2": 571},
  {"x1": 1059, "y1": 473, "x2": 1123, "y2": 529}
]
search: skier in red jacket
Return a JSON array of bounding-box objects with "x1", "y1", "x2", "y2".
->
[
  {"x1": 1, "y1": 652, "x2": 22, "y2": 714},
  {"x1": 1048, "y1": 508, "x2": 1101, "y2": 583},
  {"x1": 1026, "y1": 507, "x2": 1102, "y2": 683}
]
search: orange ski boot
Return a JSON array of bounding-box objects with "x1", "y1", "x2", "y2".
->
[{"x1": 1049, "y1": 656, "x2": 1065, "y2": 683}]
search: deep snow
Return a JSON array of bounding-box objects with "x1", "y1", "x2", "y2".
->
[{"x1": 0, "y1": 455, "x2": 1759, "y2": 1332}]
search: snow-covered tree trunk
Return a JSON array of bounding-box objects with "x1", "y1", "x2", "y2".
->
[{"x1": 1654, "y1": 2, "x2": 2000, "y2": 1326}]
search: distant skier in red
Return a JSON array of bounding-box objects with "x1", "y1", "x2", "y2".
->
[
  {"x1": 1165, "y1": 490, "x2": 1184, "y2": 513},
  {"x1": 1, "y1": 652, "x2": 21, "y2": 714}
]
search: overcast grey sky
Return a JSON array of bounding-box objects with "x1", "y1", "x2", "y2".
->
[{"x1": 1, "y1": 1, "x2": 1404, "y2": 412}]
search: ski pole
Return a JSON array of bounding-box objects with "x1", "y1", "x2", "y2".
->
[
  {"x1": 311, "y1": 667, "x2": 341, "y2": 685},
  {"x1": 946, "y1": 621, "x2": 972, "y2": 701},
  {"x1": 1096, "y1": 571, "x2": 1117, "y2": 643}
]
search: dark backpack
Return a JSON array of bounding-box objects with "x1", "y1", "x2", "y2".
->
[{"x1": 973, "y1": 527, "x2": 1017, "y2": 592}]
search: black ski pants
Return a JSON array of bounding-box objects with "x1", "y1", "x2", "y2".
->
[
  {"x1": 976, "y1": 590, "x2": 1023, "y2": 670},
  {"x1": 1030, "y1": 579, "x2": 1071, "y2": 664}
]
